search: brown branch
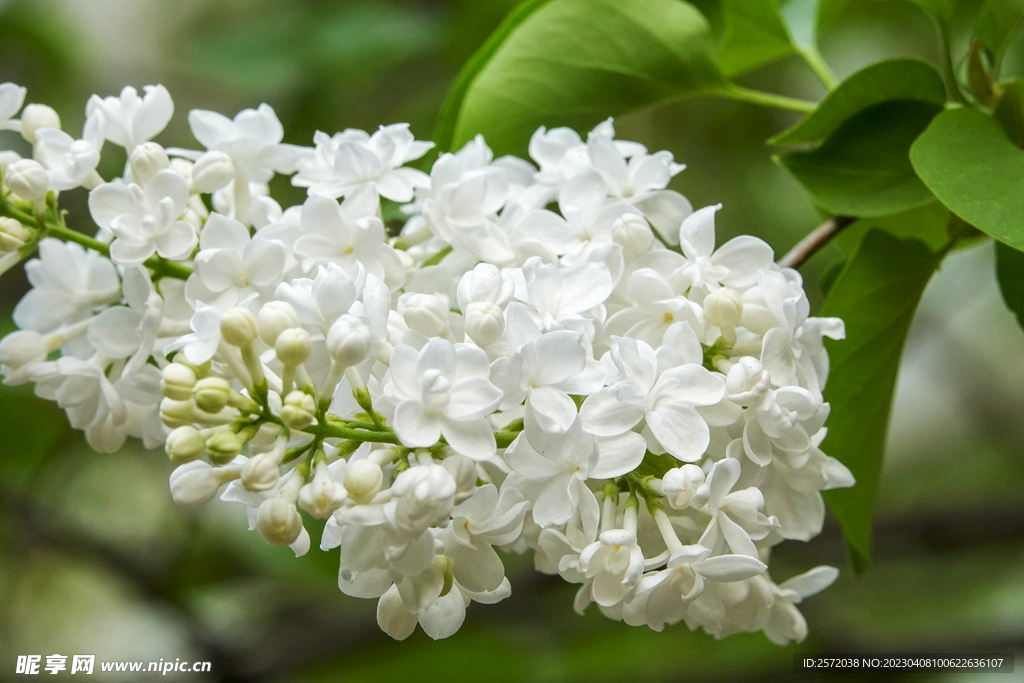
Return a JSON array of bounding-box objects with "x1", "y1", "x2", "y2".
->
[{"x1": 778, "y1": 215, "x2": 856, "y2": 269}]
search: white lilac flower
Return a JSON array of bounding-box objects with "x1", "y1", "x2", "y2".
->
[
  {"x1": 0, "y1": 91, "x2": 855, "y2": 646},
  {"x1": 581, "y1": 335, "x2": 724, "y2": 462},
  {"x1": 33, "y1": 114, "x2": 106, "y2": 191},
  {"x1": 187, "y1": 213, "x2": 287, "y2": 308},
  {"x1": 14, "y1": 239, "x2": 120, "y2": 335},
  {"x1": 293, "y1": 193, "x2": 405, "y2": 289},
  {"x1": 383, "y1": 338, "x2": 503, "y2": 459},
  {"x1": 293, "y1": 124, "x2": 432, "y2": 202},
  {"x1": 86, "y1": 85, "x2": 173, "y2": 153},
  {"x1": 89, "y1": 170, "x2": 196, "y2": 266}
]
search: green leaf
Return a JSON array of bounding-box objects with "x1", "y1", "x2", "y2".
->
[
  {"x1": 994, "y1": 80, "x2": 1024, "y2": 149},
  {"x1": 910, "y1": 108, "x2": 1024, "y2": 251},
  {"x1": 770, "y1": 59, "x2": 947, "y2": 146},
  {"x1": 996, "y1": 240, "x2": 1024, "y2": 331},
  {"x1": 901, "y1": 0, "x2": 957, "y2": 23},
  {"x1": 975, "y1": 0, "x2": 1024, "y2": 65},
  {"x1": 776, "y1": 100, "x2": 941, "y2": 217},
  {"x1": 435, "y1": 0, "x2": 724, "y2": 156},
  {"x1": 821, "y1": 230, "x2": 942, "y2": 571},
  {"x1": 778, "y1": 0, "x2": 853, "y2": 47},
  {"x1": 837, "y1": 202, "x2": 950, "y2": 255},
  {"x1": 719, "y1": 0, "x2": 796, "y2": 76},
  {"x1": 0, "y1": 383, "x2": 72, "y2": 490},
  {"x1": 815, "y1": 0, "x2": 855, "y2": 38}
]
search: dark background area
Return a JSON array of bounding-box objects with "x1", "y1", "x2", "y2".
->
[{"x1": 1, "y1": 1, "x2": 1022, "y2": 680}]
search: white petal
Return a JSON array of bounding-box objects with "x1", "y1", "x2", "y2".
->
[
  {"x1": 377, "y1": 585, "x2": 419, "y2": 641},
  {"x1": 394, "y1": 401, "x2": 441, "y2": 447},
  {"x1": 440, "y1": 417, "x2": 496, "y2": 460},
  {"x1": 645, "y1": 403, "x2": 709, "y2": 462},
  {"x1": 580, "y1": 391, "x2": 643, "y2": 437},
  {"x1": 697, "y1": 554, "x2": 766, "y2": 582},
  {"x1": 419, "y1": 589, "x2": 467, "y2": 640},
  {"x1": 591, "y1": 431, "x2": 647, "y2": 479}
]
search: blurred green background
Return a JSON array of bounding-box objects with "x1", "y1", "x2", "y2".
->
[{"x1": 1, "y1": 0, "x2": 1023, "y2": 680}]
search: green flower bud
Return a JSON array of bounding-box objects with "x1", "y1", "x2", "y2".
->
[
  {"x1": 161, "y1": 362, "x2": 197, "y2": 400},
  {"x1": 205, "y1": 431, "x2": 243, "y2": 464},
  {"x1": 344, "y1": 459, "x2": 383, "y2": 504},
  {"x1": 160, "y1": 397, "x2": 195, "y2": 428},
  {"x1": 256, "y1": 496, "x2": 303, "y2": 547},
  {"x1": 165, "y1": 425, "x2": 204, "y2": 464},
  {"x1": 192, "y1": 376, "x2": 232, "y2": 413},
  {"x1": 275, "y1": 327, "x2": 312, "y2": 366},
  {"x1": 220, "y1": 307, "x2": 258, "y2": 347}
]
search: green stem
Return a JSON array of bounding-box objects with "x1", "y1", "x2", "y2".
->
[
  {"x1": 304, "y1": 422, "x2": 401, "y2": 445},
  {"x1": 936, "y1": 18, "x2": 968, "y2": 105},
  {"x1": 711, "y1": 85, "x2": 817, "y2": 113},
  {"x1": 798, "y1": 46, "x2": 839, "y2": 91},
  {"x1": 495, "y1": 431, "x2": 520, "y2": 449},
  {"x1": 422, "y1": 245, "x2": 453, "y2": 267},
  {"x1": 0, "y1": 200, "x2": 193, "y2": 281}
]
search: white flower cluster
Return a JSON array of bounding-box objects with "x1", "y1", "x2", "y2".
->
[{"x1": 0, "y1": 82, "x2": 854, "y2": 642}]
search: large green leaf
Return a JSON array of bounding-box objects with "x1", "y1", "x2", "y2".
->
[
  {"x1": 903, "y1": 0, "x2": 957, "y2": 23},
  {"x1": 821, "y1": 230, "x2": 942, "y2": 571},
  {"x1": 776, "y1": 100, "x2": 941, "y2": 217},
  {"x1": 435, "y1": 0, "x2": 724, "y2": 155},
  {"x1": 770, "y1": 59, "x2": 947, "y2": 145},
  {"x1": 719, "y1": 0, "x2": 796, "y2": 76},
  {"x1": 996, "y1": 241, "x2": 1024, "y2": 332},
  {"x1": 910, "y1": 108, "x2": 1024, "y2": 251},
  {"x1": 975, "y1": 0, "x2": 1024, "y2": 65},
  {"x1": 837, "y1": 202, "x2": 950, "y2": 255},
  {"x1": 774, "y1": 0, "x2": 853, "y2": 47}
]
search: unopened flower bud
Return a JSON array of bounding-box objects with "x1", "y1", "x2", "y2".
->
[
  {"x1": 129, "y1": 142, "x2": 170, "y2": 185},
  {"x1": 20, "y1": 104, "x2": 61, "y2": 145},
  {"x1": 191, "y1": 151, "x2": 235, "y2": 193},
  {"x1": 192, "y1": 376, "x2": 232, "y2": 413},
  {"x1": 612, "y1": 213, "x2": 654, "y2": 258},
  {"x1": 456, "y1": 263, "x2": 507, "y2": 309},
  {"x1": 703, "y1": 288, "x2": 743, "y2": 330},
  {"x1": 464, "y1": 301, "x2": 504, "y2": 346},
  {"x1": 257, "y1": 496, "x2": 303, "y2": 547},
  {"x1": 220, "y1": 307, "x2": 258, "y2": 347},
  {"x1": 0, "y1": 329, "x2": 46, "y2": 384},
  {"x1": 5, "y1": 159, "x2": 48, "y2": 200},
  {"x1": 257, "y1": 301, "x2": 300, "y2": 346},
  {"x1": 298, "y1": 462, "x2": 347, "y2": 518},
  {"x1": 0, "y1": 217, "x2": 30, "y2": 253},
  {"x1": 275, "y1": 327, "x2": 311, "y2": 366},
  {"x1": 0, "y1": 152, "x2": 21, "y2": 174},
  {"x1": 171, "y1": 353, "x2": 210, "y2": 379},
  {"x1": 343, "y1": 459, "x2": 383, "y2": 504},
  {"x1": 160, "y1": 397, "x2": 195, "y2": 427},
  {"x1": 281, "y1": 391, "x2": 317, "y2": 429},
  {"x1": 661, "y1": 464, "x2": 708, "y2": 509},
  {"x1": 161, "y1": 362, "x2": 197, "y2": 400},
  {"x1": 725, "y1": 356, "x2": 770, "y2": 406},
  {"x1": 170, "y1": 461, "x2": 219, "y2": 507},
  {"x1": 205, "y1": 430, "x2": 243, "y2": 463},
  {"x1": 400, "y1": 292, "x2": 449, "y2": 337},
  {"x1": 326, "y1": 314, "x2": 373, "y2": 367},
  {"x1": 165, "y1": 426, "x2": 205, "y2": 464},
  {"x1": 170, "y1": 158, "x2": 194, "y2": 182},
  {"x1": 241, "y1": 451, "x2": 282, "y2": 491}
]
